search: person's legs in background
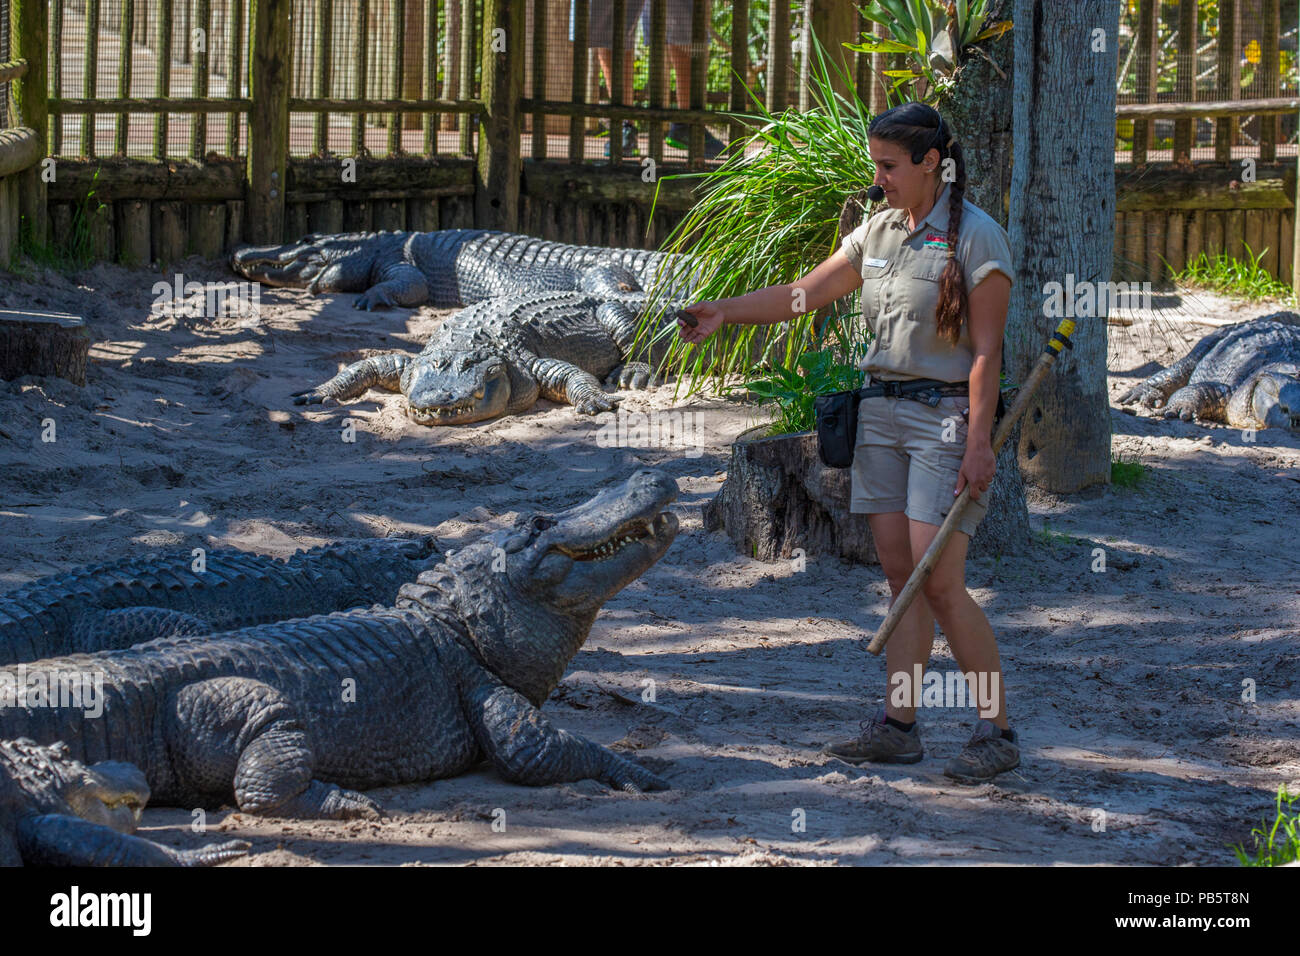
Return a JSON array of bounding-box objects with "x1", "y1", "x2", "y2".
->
[
  {"x1": 586, "y1": 1, "x2": 646, "y2": 156},
  {"x1": 659, "y1": 0, "x2": 727, "y2": 158}
]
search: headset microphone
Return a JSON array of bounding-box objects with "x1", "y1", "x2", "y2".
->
[{"x1": 866, "y1": 185, "x2": 885, "y2": 202}]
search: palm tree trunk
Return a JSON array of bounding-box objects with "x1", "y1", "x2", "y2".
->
[{"x1": 1006, "y1": 0, "x2": 1119, "y2": 493}]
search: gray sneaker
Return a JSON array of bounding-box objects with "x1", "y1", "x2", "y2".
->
[
  {"x1": 943, "y1": 719, "x2": 1020, "y2": 783},
  {"x1": 822, "y1": 707, "x2": 924, "y2": 765}
]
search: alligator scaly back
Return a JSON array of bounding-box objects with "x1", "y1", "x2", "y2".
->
[
  {"x1": 0, "y1": 537, "x2": 439, "y2": 664},
  {"x1": 231, "y1": 229, "x2": 697, "y2": 310}
]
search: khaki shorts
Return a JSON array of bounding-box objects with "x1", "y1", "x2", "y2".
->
[{"x1": 849, "y1": 391, "x2": 988, "y2": 538}]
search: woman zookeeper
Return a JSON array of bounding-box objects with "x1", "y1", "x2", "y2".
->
[{"x1": 679, "y1": 102, "x2": 1019, "y2": 782}]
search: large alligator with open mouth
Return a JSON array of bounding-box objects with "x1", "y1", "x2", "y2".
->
[
  {"x1": 0, "y1": 736, "x2": 248, "y2": 866},
  {"x1": 1117, "y1": 312, "x2": 1300, "y2": 428},
  {"x1": 291, "y1": 290, "x2": 681, "y2": 424},
  {"x1": 0, "y1": 471, "x2": 679, "y2": 819},
  {"x1": 230, "y1": 229, "x2": 695, "y2": 311}
]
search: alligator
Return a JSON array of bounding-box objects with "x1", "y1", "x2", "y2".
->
[
  {"x1": 0, "y1": 470, "x2": 679, "y2": 818},
  {"x1": 231, "y1": 229, "x2": 698, "y2": 311},
  {"x1": 1117, "y1": 312, "x2": 1300, "y2": 428},
  {"x1": 291, "y1": 290, "x2": 680, "y2": 424},
  {"x1": 0, "y1": 537, "x2": 439, "y2": 666},
  {"x1": 1, "y1": 737, "x2": 248, "y2": 866}
]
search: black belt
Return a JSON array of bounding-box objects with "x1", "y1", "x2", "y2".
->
[{"x1": 858, "y1": 377, "x2": 969, "y2": 407}]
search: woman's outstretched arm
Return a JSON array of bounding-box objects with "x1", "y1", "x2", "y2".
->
[{"x1": 677, "y1": 250, "x2": 864, "y2": 343}]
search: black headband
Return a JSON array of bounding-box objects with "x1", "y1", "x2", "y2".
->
[{"x1": 911, "y1": 122, "x2": 945, "y2": 164}]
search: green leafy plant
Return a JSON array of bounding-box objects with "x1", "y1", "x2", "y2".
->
[
  {"x1": 1173, "y1": 245, "x2": 1295, "y2": 303},
  {"x1": 641, "y1": 34, "x2": 875, "y2": 395},
  {"x1": 1232, "y1": 786, "x2": 1300, "y2": 866},
  {"x1": 738, "y1": 313, "x2": 870, "y2": 436},
  {"x1": 846, "y1": 0, "x2": 1012, "y2": 103}
]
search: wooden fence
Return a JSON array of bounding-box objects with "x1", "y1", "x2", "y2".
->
[{"x1": 1, "y1": 0, "x2": 1298, "y2": 285}]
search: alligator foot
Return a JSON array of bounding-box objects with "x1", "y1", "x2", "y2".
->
[
  {"x1": 1116, "y1": 381, "x2": 1167, "y2": 408},
  {"x1": 603, "y1": 752, "x2": 669, "y2": 794},
  {"x1": 290, "y1": 387, "x2": 340, "y2": 407},
  {"x1": 170, "y1": 839, "x2": 253, "y2": 867},
  {"x1": 274, "y1": 780, "x2": 383, "y2": 820},
  {"x1": 574, "y1": 390, "x2": 621, "y2": 415},
  {"x1": 606, "y1": 362, "x2": 661, "y2": 390}
]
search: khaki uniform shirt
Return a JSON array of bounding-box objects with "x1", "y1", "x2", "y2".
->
[{"x1": 840, "y1": 183, "x2": 1014, "y2": 383}]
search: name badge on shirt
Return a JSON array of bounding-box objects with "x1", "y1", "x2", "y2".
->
[{"x1": 864, "y1": 257, "x2": 888, "y2": 268}]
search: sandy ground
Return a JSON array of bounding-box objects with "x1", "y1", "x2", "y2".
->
[{"x1": 0, "y1": 260, "x2": 1296, "y2": 866}]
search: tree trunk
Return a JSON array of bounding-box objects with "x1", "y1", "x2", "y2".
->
[
  {"x1": 936, "y1": 0, "x2": 1013, "y2": 226},
  {"x1": 1005, "y1": 0, "x2": 1117, "y2": 493},
  {"x1": 706, "y1": 418, "x2": 1029, "y2": 566},
  {"x1": 0, "y1": 311, "x2": 91, "y2": 386}
]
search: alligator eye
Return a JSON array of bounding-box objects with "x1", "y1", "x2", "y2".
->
[{"x1": 531, "y1": 516, "x2": 556, "y2": 532}]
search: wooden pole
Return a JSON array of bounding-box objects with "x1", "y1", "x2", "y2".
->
[
  {"x1": 190, "y1": 0, "x2": 210, "y2": 158},
  {"x1": 247, "y1": 0, "x2": 291, "y2": 242},
  {"x1": 766, "y1": 0, "x2": 789, "y2": 113},
  {"x1": 608, "y1": 0, "x2": 625, "y2": 165},
  {"x1": 82, "y1": 0, "x2": 101, "y2": 156},
  {"x1": 647, "y1": 0, "x2": 664, "y2": 165},
  {"x1": 729, "y1": 0, "x2": 749, "y2": 153},
  {"x1": 530, "y1": 0, "x2": 546, "y2": 160},
  {"x1": 1131, "y1": 0, "x2": 1158, "y2": 164},
  {"x1": 1215, "y1": 0, "x2": 1237, "y2": 162},
  {"x1": 114, "y1": 0, "x2": 133, "y2": 155},
  {"x1": 425, "y1": 0, "x2": 440, "y2": 154},
  {"x1": 313, "y1": 0, "x2": 332, "y2": 155},
  {"x1": 1173, "y1": 0, "x2": 1196, "y2": 161},
  {"x1": 1260, "y1": 0, "x2": 1280, "y2": 162},
  {"x1": 50, "y1": 0, "x2": 63, "y2": 155},
  {"x1": 458, "y1": 0, "x2": 476, "y2": 157},
  {"x1": 352, "y1": 0, "x2": 368, "y2": 156},
  {"x1": 153, "y1": 0, "x2": 172, "y2": 158},
  {"x1": 11, "y1": 0, "x2": 49, "y2": 245},
  {"x1": 1294, "y1": 4, "x2": 1300, "y2": 300},
  {"x1": 569, "y1": 0, "x2": 588, "y2": 163},
  {"x1": 476, "y1": 0, "x2": 522, "y2": 228},
  {"x1": 387, "y1": 0, "x2": 404, "y2": 155},
  {"x1": 402, "y1": 0, "x2": 423, "y2": 129},
  {"x1": 225, "y1": 0, "x2": 243, "y2": 155}
]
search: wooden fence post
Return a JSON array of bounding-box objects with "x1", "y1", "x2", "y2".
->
[
  {"x1": 476, "y1": 0, "x2": 522, "y2": 229},
  {"x1": 247, "y1": 0, "x2": 291, "y2": 243},
  {"x1": 766, "y1": 0, "x2": 790, "y2": 114},
  {"x1": 1173, "y1": 0, "x2": 1196, "y2": 162},
  {"x1": 1131, "y1": 0, "x2": 1158, "y2": 164},
  {"x1": 1260, "y1": 0, "x2": 1280, "y2": 162},
  {"x1": 1215, "y1": 0, "x2": 1238, "y2": 162},
  {"x1": 11, "y1": 0, "x2": 48, "y2": 247}
]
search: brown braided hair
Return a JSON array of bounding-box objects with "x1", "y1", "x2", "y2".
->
[{"x1": 867, "y1": 103, "x2": 968, "y2": 346}]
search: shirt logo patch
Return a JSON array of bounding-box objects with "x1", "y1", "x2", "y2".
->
[
  {"x1": 923, "y1": 232, "x2": 949, "y2": 249},
  {"x1": 864, "y1": 257, "x2": 888, "y2": 268}
]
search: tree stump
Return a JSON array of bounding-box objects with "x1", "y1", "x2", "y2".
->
[
  {"x1": 0, "y1": 310, "x2": 91, "y2": 386},
  {"x1": 705, "y1": 415, "x2": 1030, "y2": 565}
]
